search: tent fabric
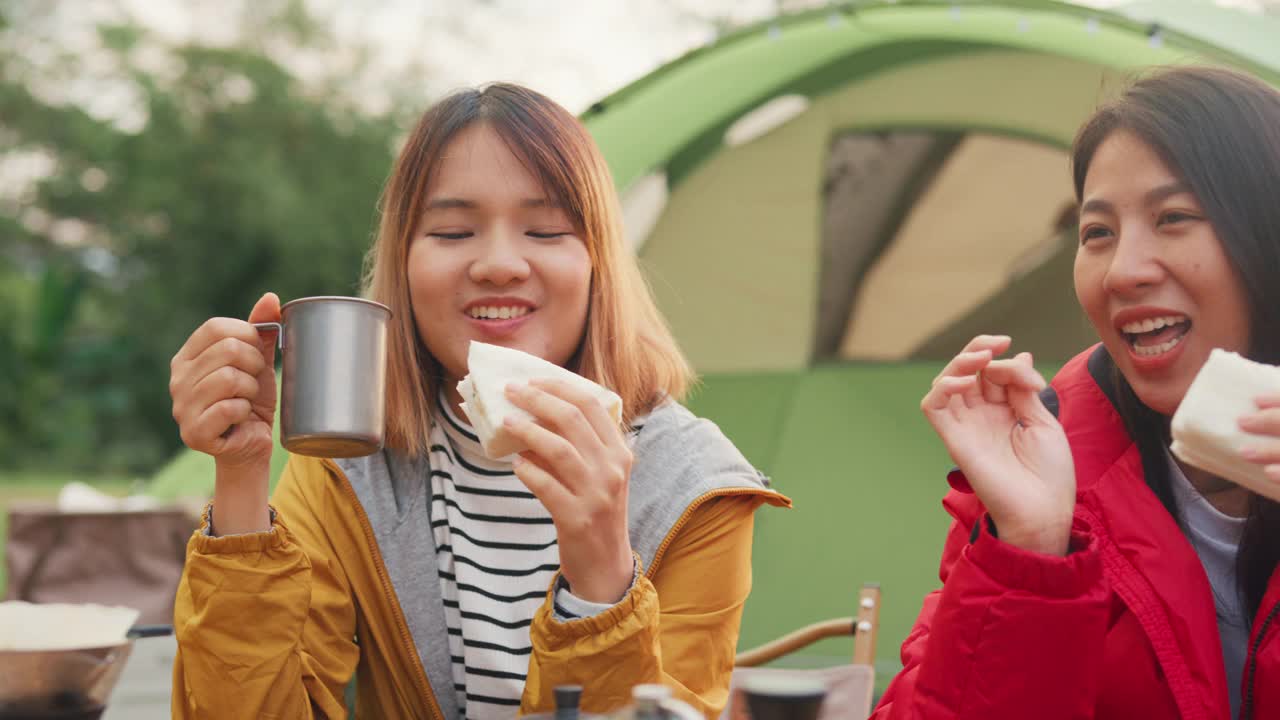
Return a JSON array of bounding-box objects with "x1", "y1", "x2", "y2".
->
[
  {"x1": 584, "y1": 0, "x2": 1279, "y2": 195},
  {"x1": 839, "y1": 132, "x2": 1076, "y2": 360},
  {"x1": 585, "y1": 0, "x2": 1280, "y2": 373},
  {"x1": 815, "y1": 131, "x2": 948, "y2": 359},
  {"x1": 629, "y1": 51, "x2": 1131, "y2": 372},
  {"x1": 911, "y1": 226, "x2": 1095, "y2": 359}
]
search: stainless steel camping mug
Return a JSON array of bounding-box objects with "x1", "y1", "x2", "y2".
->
[{"x1": 254, "y1": 296, "x2": 391, "y2": 458}]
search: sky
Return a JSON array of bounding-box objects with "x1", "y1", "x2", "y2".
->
[
  {"x1": 13, "y1": 0, "x2": 1278, "y2": 114},
  {"x1": 96, "y1": 0, "x2": 1280, "y2": 111},
  {"x1": 44, "y1": 0, "x2": 787, "y2": 114}
]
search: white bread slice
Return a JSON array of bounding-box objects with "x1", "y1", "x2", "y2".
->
[
  {"x1": 457, "y1": 341, "x2": 623, "y2": 460},
  {"x1": 0, "y1": 601, "x2": 139, "y2": 651},
  {"x1": 1171, "y1": 348, "x2": 1280, "y2": 502}
]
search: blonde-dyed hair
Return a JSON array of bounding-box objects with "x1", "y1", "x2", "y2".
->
[{"x1": 364, "y1": 83, "x2": 693, "y2": 458}]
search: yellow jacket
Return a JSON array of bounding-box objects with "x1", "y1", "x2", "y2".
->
[{"x1": 171, "y1": 403, "x2": 789, "y2": 719}]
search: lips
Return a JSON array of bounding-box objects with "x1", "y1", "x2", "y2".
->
[
  {"x1": 467, "y1": 305, "x2": 532, "y2": 321},
  {"x1": 463, "y1": 297, "x2": 536, "y2": 320},
  {"x1": 1113, "y1": 308, "x2": 1192, "y2": 370},
  {"x1": 462, "y1": 297, "x2": 536, "y2": 339}
]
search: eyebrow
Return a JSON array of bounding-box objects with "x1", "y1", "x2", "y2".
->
[
  {"x1": 1079, "y1": 181, "x2": 1195, "y2": 216},
  {"x1": 423, "y1": 197, "x2": 557, "y2": 212},
  {"x1": 424, "y1": 197, "x2": 475, "y2": 211},
  {"x1": 1144, "y1": 180, "x2": 1194, "y2": 206}
]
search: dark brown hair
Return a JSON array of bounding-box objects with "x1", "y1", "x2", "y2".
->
[{"x1": 1072, "y1": 65, "x2": 1280, "y2": 620}]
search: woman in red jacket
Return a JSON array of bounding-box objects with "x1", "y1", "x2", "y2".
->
[{"x1": 873, "y1": 66, "x2": 1280, "y2": 720}]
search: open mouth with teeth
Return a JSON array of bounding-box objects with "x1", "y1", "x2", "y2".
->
[
  {"x1": 467, "y1": 305, "x2": 533, "y2": 321},
  {"x1": 1121, "y1": 314, "x2": 1192, "y2": 357}
]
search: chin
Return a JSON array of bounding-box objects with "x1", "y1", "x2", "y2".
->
[{"x1": 1128, "y1": 382, "x2": 1185, "y2": 418}]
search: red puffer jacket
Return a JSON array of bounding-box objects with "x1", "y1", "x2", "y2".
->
[{"x1": 872, "y1": 345, "x2": 1280, "y2": 720}]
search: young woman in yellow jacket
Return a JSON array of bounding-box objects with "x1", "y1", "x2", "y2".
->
[{"x1": 166, "y1": 83, "x2": 789, "y2": 720}]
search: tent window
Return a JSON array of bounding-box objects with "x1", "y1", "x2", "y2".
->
[
  {"x1": 819, "y1": 131, "x2": 1088, "y2": 362},
  {"x1": 812, "y1": 130, "x2": 959, "y2": 359}
]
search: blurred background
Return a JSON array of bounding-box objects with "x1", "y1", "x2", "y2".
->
[
  {"x1": 0, "y1": 0, "x2": 778, "y2": 480},
  {"x1": 5, "y1": 0, "x2": 1280, "y2": 712}
]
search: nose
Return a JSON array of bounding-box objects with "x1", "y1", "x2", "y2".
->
[
  {"x1": 469, "y1": 230, "x2": 530, "y2": 286},
  {"x1": 1103, "y1": 228, "x2": 1165, "y2": 298}
]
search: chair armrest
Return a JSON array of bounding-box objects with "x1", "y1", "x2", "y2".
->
[{"x1": 734, "y1": 617, "x2": 856, "y2": 668}]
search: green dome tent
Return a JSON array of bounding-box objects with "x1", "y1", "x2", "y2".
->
[
  {"x1": 149, "y1": 0, "x2": 1280, "y2": 691},
  {"x1": 578, "y1": 0, "x2": 1280, "y2": 682}
]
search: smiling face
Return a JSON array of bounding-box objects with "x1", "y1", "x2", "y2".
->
[
  {"x1": 1073, "y1": 129, "x2": 1251, "y2": 416},
  {"x1": 407, "y1": 122, "x2": 593, "y2": 387}
]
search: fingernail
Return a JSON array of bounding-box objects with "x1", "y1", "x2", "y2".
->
[
  {"x1": 1239, "y1": 414, "x2": 1261, "y2": 431},
  {"x1": 1267, "y1": 465, "x2": 1280, "y2": 482},
  {"x1": 505, "y1": 382, "x2": 523, "y2": 396},
  {"x1": 1241, "y1": 445, "x2": 1262, "y2": 461}
]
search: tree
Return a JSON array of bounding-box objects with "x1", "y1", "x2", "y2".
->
[{"x1": 0, "y1": 3, "x2": 413, "y2": 472}]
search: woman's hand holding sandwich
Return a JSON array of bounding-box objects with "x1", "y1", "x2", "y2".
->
[
  {"x1": 921, "y1": 335, "x2": 1076, "y2": 556},
  {"x1": 1239, "y1": 393, "x2": 1280, "y2": 481},
  {"x1": 502, "y1": 377, "x2": 635, "y2": 604}
]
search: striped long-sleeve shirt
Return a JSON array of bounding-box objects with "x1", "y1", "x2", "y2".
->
[{"x1": 429, "y1": 398, "x2": 624, "y2": 719}]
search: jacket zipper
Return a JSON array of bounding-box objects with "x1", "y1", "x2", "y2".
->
[
  {"x1": 644, "y1": 487, "x2": 787, "y2": 579},
  {"x1": 324, "y1": 459, "x2": 446, "y2": 720},
  {"x1": 1243, "y1": 599, "x2": 1280, "y2": 720}
]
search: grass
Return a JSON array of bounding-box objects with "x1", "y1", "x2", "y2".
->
[{"x1": 0, "y1": 472, "x2": 139, "y2": 598}]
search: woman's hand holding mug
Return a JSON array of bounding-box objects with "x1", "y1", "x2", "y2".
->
[{"x1": 169, "y1": 292, "x2": 282, "y2": 535}]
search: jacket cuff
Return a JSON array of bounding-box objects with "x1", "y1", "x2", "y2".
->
[
  {"x1": 190, "y1": 503, "x2": 286, "y2": 555},
  {"x1": 534, "y1": 566, "x2": 659, "y2": 645},
  {"x1": 967, "y1": 514, "x2": 1100, "y2": 598},
  {"x1": 553, "y1": 556, "x2": 640, "y2": 621}
]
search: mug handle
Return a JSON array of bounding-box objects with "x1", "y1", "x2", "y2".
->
[{"x1": 254, "y1": 321, "x2": 284, "y2": 350}]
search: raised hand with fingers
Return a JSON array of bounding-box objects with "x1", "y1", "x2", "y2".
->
[{"x1": 920, "y1": 335, "x2": 1076, "y2": 556}]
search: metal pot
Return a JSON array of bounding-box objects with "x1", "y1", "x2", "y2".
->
[
  {"x1": 0, "y1": 643, "x2": 130, "y2": 720},
  {"x1": 0, "y1": 625, "x2": 171, "y2": 720},
  {"x1": 255, "y1": 296, "x2": 391, "y2": 458}
]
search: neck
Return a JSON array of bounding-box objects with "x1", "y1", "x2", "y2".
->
[
  {"x1": 1178, "y1": 459, "x2": 1252, "y2": 518},
  {"x1": 444, "y1": 376, "x2": 467, "y2": 422}
]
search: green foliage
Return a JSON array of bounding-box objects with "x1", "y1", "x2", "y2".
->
[{"x1": 0, "y1": 9, "x2": 413, "y2": 474}]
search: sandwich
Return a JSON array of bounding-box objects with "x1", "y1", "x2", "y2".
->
[
  {"x1": 0, "y1": 601, "x2": 140, "y2": 651},
  {"x1": 457, "y1": 341, "x2": 623, "y2": 460},
  {"x1": 1171, "y1": 348, "x2": 1280, "y2": 502}
]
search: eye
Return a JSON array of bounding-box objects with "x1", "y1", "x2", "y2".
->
[
  {"x1": 1079, "y1": 224, "x2": 1113, "y2": 245},
  {"x1": 429, "y1": 231, "x2": 472, "y2": 240},
  {"x1": 1158, "y1": 211, "x2": 1198, "y2": 226},
  {"x1": 527, "y1": 231, "x2": 569, "y2": 240}
]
